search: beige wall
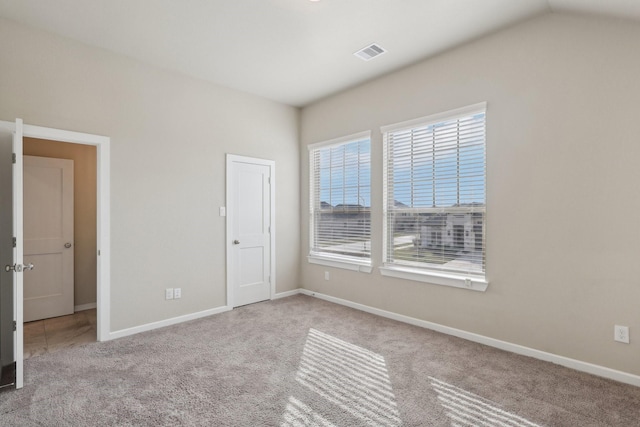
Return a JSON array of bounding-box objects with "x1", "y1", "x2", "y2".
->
[
  {"x1": 300, "y1": 13, "x2": 640, "y2": 376},
  {"x1": 0, "y1": 17, "x2": 300, "y2": 331},
  {"x1": 24, "y1": 138, "x2": 97, "y2": 307}
]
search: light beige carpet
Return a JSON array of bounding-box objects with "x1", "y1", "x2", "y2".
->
[{"x1": 1, "y1": 295, "x2": 639, "y2": 426}]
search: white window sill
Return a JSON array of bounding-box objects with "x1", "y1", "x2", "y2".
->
[
  {"x1": 308, "y1": 254, "x2": 372, "y2": 273},
  {"x1": 379, "y1": 265, "x2": 488, "y2": 292}
]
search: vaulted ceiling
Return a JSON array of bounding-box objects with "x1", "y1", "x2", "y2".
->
[{"x1": 1, "y1": 0, "x2": 638, "y2": 107}]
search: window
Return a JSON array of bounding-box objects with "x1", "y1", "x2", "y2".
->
[
  {"x1": 381, "y1": 103, "x2": 487, "y2": 290},
  {"x1": 309, "y1": 131, "x2": 371, "y2": 272}
]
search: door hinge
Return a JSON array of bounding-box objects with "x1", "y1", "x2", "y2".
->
[
  {"x1": 12, "y1": 153, "x2": 16, "y2": 164},
  {"x1": 12, "y1": 237, "x2": 16, "y2": 248},
  {"x1": 13, "y1": 321, "x2": 16, "y2": 331},
  {"x1": 268, "y1": 177, "x2": 271, "y2": 184}
]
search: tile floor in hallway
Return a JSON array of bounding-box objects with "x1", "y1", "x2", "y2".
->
[{"x1": 23, "y1": 309, "x2": 96, "y2": 359}]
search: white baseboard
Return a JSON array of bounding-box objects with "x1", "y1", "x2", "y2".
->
[
  {"x1": 272, "y1": 289, "x2": 302, "y2": 300},
  {"x1": 74, "y1": 302, "x2": 97, "y2": 312},
  {"x1": 299, "y1": 289, "x2": 640, "y2": 388},
  {"x1": 109, "y1": 305, "x2": 232, "y2": 340},
  {"x1": 108, "y1": 290, "x2": 301, "y2": 342}
]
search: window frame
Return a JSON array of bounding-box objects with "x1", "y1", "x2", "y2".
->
[
  {"x1": 380, "y1": 103, "x2": 488, "y2": 291},
  {"x1": 308, "y1": 131, "x2": 373, "y2": 273}
]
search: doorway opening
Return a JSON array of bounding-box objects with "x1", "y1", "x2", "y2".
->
[
  {"x1": 22, "y1": 138, "x2": 98, "y2": 359},
  {"x1": 0, "y1": 119, "x2": 111, "y2": 390}
]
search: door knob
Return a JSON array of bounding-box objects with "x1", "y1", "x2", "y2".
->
[
  {"x1": 4, "y1": 263, "x2": 34, "y2": 272},
  {"x1": 233, "y1": 240, "x2": 240, "y2": 245},
  {"x1": 64, "y1": 242, "x2": 72, "y2": 248}
]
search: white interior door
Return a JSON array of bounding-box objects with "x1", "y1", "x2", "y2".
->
[
  {"x1": 12, "y1": 119, "x2": 24, "y2": 389},
  {"x1": 23, "y1": 156, "x2": 74, "y2": 322},
  {"x1": 227, "y1": 155, "x2": 274, "y2": 308}
]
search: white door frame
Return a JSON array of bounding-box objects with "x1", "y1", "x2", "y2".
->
[
  {"x1": 225, "y1": 154, "x2": 275, "y2": 308},
  {"x1": 0, "y1": 120, "x2": 111, "y2": 345}
]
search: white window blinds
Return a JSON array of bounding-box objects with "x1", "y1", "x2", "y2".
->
[
  {"x1": 382, "y1": 103, "x2": 486, "y2": 277},
  {"x1": 309, "y1": 132, "x2": 371, "y2": 261}
]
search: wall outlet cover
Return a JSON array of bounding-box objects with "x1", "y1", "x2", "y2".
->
[{"x1": 614, "y1": 325, "x2": 629, "y2": 344}]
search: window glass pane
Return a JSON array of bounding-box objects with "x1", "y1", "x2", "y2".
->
[
  {"x1": 318, "y1": 149, "x2": 330, "y2": 169},
  {"x1": 384, "y1": 110, "x2": 486, "y2": 276},
  {"x1": 311, "y1": 137, "x2": 371, "y2": 260}
]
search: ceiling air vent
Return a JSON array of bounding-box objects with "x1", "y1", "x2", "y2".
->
[{"x1": 354, "y1": 43, "x2": 386, "y2": 61}]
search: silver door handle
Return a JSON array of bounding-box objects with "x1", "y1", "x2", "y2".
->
[
  {"x1": 64, "y1": 242, "x2": 72, "y2": 248},
  {"x1": 4, "y1": 263, "x2": 34, "y2": 272},
  {"x1": 233, "y1": 240, "x2": 240, "y2": 245}
]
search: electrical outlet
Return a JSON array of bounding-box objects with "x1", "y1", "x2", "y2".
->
[
  {"x1": 614, "y1": 325, "x2": 629, "y2": 344},
  {"x1": 324, "y1": 271, "x2": 330, "y2": 281},
  {"x1": 174, "y1": 288, "x2": 182, "y2": 299},
  {"x1": 165, "y1": 288, "x2": 174, "y2": 300}
]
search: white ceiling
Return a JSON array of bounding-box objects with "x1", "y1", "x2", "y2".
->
[{"x1": 0, "y1": 0, "x2": 638, "y2": 107}]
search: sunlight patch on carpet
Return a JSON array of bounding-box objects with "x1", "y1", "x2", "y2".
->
[
  {"x1": 429, "y1": 377, "x2": 542, "y2": 427},
  {"x1": 292, "y1": 328, "x2": 402, "y2": 426},
  {"x1": 281, "y1": 396, "x2": 338, "y2": 427}
]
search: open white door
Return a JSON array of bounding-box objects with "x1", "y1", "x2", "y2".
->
[
  {"x1": 0, "y1": 123, "x2": 16, "y2": 389},
  {"x1": 11, "y1": 118, "x2": 24, "y2": 389}
]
